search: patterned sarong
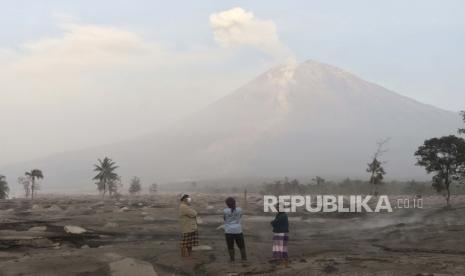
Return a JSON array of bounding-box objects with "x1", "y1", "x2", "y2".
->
[
  {"x1": 272, "y1": 233, "x2": 289, "y2": 259},
  {"x1": 180, "y1": 231, "x2": 199, "y2": 248}
]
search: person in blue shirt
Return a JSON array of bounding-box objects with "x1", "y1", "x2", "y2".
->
[{"x1": 223, "y1": 197, "x2": 247, "y2": 262}]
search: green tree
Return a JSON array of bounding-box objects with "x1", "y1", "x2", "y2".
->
[
  {"x1": 367, "y1": 139, "x2": 389, "y2": 196},
  {"x1": 93, "y1": 157, "x2": 119, "y2": 198},
  {"x1": 312, "y1": 176, "x2": 325, "y2": 186},
  {"x1": 367, "y1": 159, "x2": 386, "y2": 195},
  {"x1": 18, "y1": 176, "x2": 31, "y2": 198},
  {"x1": 25, "y1": 169, "x2": 43, "y2": 200},
  {"x1": 128, "y1": 176, "x2": 142, "y2": 195},
  {"x1": 0, "y1": 175, "x2": 10, "y2": 199},
  {"x1": 459, "y1": 111, "x2": 465, "y2": 135},
  {"x1": 415, "y1": 135, "x2": 465, "y2": 206},
  {"x1": 108, "y1": 177, "x2": 122, "y2": 198}
]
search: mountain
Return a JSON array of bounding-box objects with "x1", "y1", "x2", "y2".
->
[{"x1": 2, "y1": 60, "x2": 461, "y2": 192}]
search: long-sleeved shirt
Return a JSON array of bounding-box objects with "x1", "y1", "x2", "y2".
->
[
  {"x1": 271, "y1": 212, "x2": 289, "y2": 233},
  {"x1": 223, "y1": 207, "x2": 243, "y2": 234}
]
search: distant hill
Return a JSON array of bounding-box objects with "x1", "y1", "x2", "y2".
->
[{"x1": 2, "y1": 60, "x2": 461, "y2": 193}]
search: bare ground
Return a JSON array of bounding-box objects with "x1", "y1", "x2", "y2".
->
[{"x1": 0, "y1": 194, "x2": 464, "y2": 276}]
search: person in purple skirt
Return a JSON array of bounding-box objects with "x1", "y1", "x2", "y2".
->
[{"x1": 270, "y1": 208, "x2": 289, "y2": 267}]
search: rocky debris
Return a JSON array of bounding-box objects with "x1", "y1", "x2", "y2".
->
[
  {"x1": 31, "y1": 204, "x2": 42, "y2": 210},
  {"x1": 28, "y1": 226, "x2": 47, "y2": 232},
  {"x1": 108, "y1": 258, "x2": 158, "y2": 276},
  {"x1": 19, "y1": 237, "x2": 56, "y2": 248},
  {"x1": 47, "y1": 205, "x2": 63, "y2": 211},
  {"x1": 0, "y1": 230, "x2": 56, "y2": 249},
  {"x1": 92, "y1": 201, "x2": 105, "y2": 207},
  {"x1": 118, "y1": 207, "x2": 130, "y2": 212},
  {"x1": 104, "y1": 222, "x2": 119, "y2": 228},
  {"x1": 64, "y1": 225, "x2": 87, "y2": 234},
  {"x1": 81, "y1": 244, "x2": 90, "y2": 249}
]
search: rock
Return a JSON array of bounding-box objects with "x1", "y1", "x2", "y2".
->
[
  {"x1": 47, "y1": 205, "x2": 63, "y2": 211},
  {"x1": 141, "y1": 212, "x2": 148, "y2": 216},
  {"x1": 206, "y1": 205, "x2": 215, "y2": 210},
  {"x1": 143, "y1": 216, "x2": 155, "y2": 221},
  {"x1": 192, "y1": 245, "x2": 213, "y2": 251},
  {"x1": 109, "y1": 258, "x2": 158, "y2": 276},
  {"x1": 31, "y1": 204, "x2": 42, "y2": 210},
  {"x1": 104, "y1": 222, "x2": 119, "y2": 228},
  {"x1": 118, "y1": 207, "x2": 130, "y2": 212},
  {"x1": 28, "y1": 226, "x2": 47, "y2": 232},
  {"x1": 64, "y1": 225, "x2": 87, "y2": 234},
  {"x1": 81, "y1": 245, "x2": 90, "y2": 249}
]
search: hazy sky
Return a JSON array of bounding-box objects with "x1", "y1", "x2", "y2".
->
[{"x1": 1, "y1": 0, "x2": 464, "y2": 166}]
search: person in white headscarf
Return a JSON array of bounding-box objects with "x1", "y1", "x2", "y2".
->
[{"x1": 179, "y1": 194, "x2": 198, "y2": 257}]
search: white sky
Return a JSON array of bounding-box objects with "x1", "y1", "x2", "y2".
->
[{"x1": 1, "y1": 1, "x2": 464, "y2": 166}]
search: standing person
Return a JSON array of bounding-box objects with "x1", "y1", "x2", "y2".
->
[
  {"x1": 179, "y1": 194, "x2": 199, "y2": 258},
  {"x1": 270, "y1": 206, "x2": 289, "y2": 267},
  {"x1": 223, "y1": 197, "x2": 247, "y2": 262}
]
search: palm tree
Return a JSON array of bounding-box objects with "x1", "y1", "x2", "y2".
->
[
  {"x1": 0, "y1": 175, "x2": 9, "y2": 199},
  {"x1": 93, "y1": 157, "x2": 119, "y2": 198},
  {"x1": 25, "y1": 169, "x2": 43, "y2": 200}
]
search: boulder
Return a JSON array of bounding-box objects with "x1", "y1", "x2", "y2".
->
[
  {"x1": 109, "y1": 258, "x2": 158, "y2": 276},
  {"x1": 64, "y1": 225, "x2": 87, "y2": 234},
  {"x1": 118, "y1": 207, "x2": 130, "y2": 212}
]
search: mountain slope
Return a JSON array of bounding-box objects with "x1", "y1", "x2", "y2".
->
[{"x1": 2, "y1": 60, "x2": 461, "y2": 192}]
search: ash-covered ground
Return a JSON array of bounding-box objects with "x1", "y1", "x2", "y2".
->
[{"x1": 0, "y1": 194, "x2": 464, "y2": 276}]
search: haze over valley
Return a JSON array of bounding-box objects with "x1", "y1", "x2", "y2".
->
[{"x1": 1, "y1": 59, "x2": 461, "y2": 194}]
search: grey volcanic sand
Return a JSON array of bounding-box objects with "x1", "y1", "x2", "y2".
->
[{"x1": 0, "y1": 194, "x2": 464, "y2": 275}]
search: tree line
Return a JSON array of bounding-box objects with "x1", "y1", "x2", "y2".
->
[
  {"x1": 1, "y1": 112, "x2": 464, "y2": 203},
  {"x1": 93, "y1": 157, "x2": 158, "y2": 198},
  {"x1": 262, "y1": 111, "x2": 465, "y2": 207}
]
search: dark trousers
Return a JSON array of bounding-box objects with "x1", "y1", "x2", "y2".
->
[{"x1": 225, "y1": 233, "x2": 247, "y2": 261}]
